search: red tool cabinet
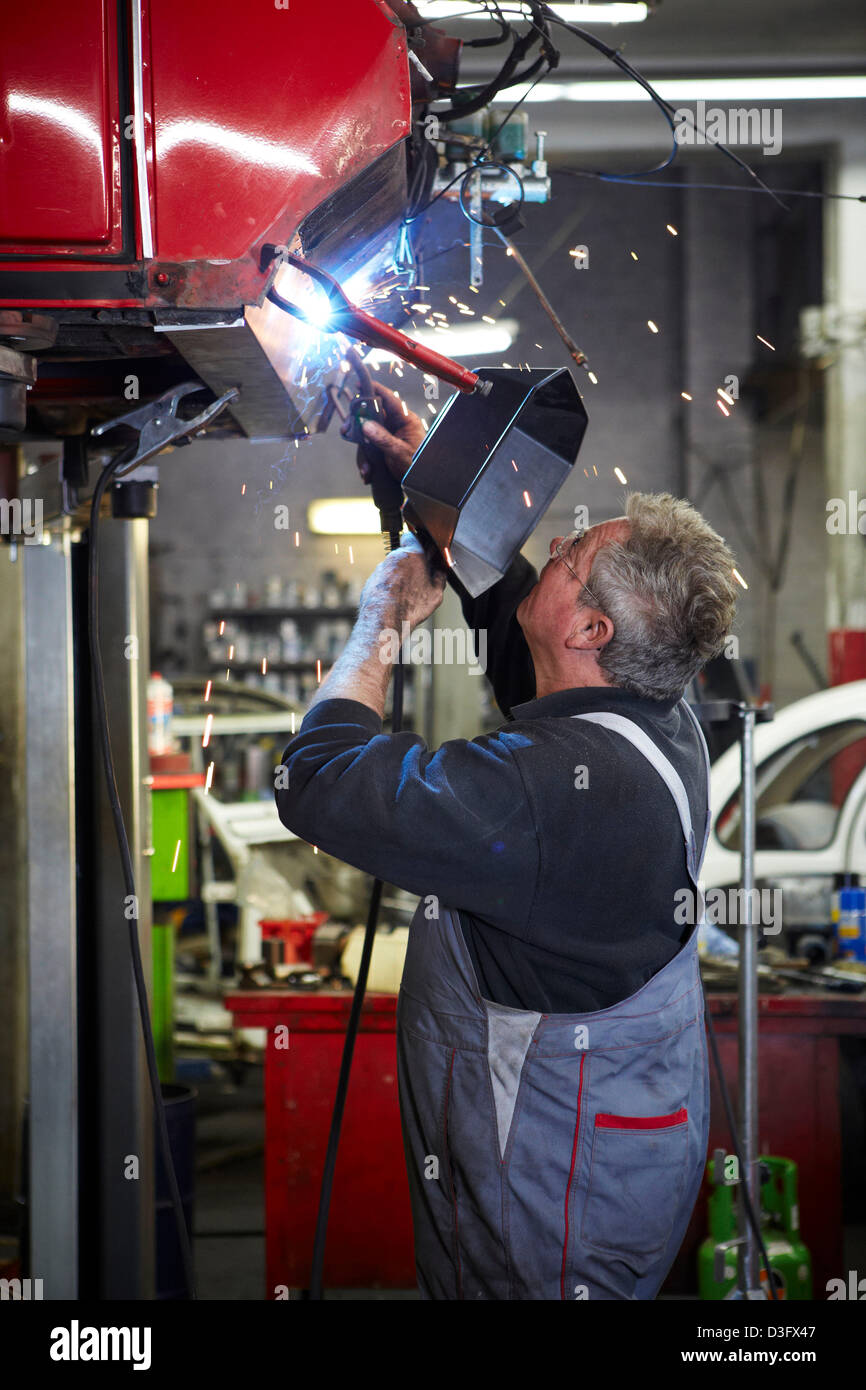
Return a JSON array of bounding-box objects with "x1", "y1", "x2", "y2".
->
[
  {"x1": 226, "y1": 989, "x2": 866, "y2": 1298},
  {"x1": 226, "y1": 991, "x2": 415, "y2": 1293}
]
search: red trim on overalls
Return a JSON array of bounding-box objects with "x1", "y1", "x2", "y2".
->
[
  {"x1": 560, "y1": 1052, "x2": 585, "y2": 1300},
  {"x1": 443, "y1": 1048, "x2": 463, "y2": 1298},
  {"x1": 595, "y1": 1107, "x2": 688, "y2": 1130}
]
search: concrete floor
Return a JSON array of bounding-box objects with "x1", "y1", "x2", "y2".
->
[
  {"x1": 191, "y1": 1061, "x2": 420, "y2": 1300},
  {"x1": 192, "y1": 1063, "x2": 266, "y2": 1300}
]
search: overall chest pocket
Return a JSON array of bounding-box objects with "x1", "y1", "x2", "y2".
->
[{"x1": 579, "y1": 1109, "x2": 690, "y2": 1269}]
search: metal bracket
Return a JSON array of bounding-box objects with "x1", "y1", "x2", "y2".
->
[
  {"x1": 714, "y1": 1236, "x2": 746, "y2": 1283},
  {"x1": 691, "y1": 700, "x2": 775, "y2": 725}
]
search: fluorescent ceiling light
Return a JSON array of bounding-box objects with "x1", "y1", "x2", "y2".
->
[
  {"x1": 411, "y1": 321, "x2": 516, "y2": 355},
  {"x1": 417, "y1": 3, "x2": 648, "y2": 23},
  {"x1": 491, "y1": 76, "x2": 866, "y2": 102},
  {"x1": 308, "y1": 498, "x2": 383, "y2": 535},
  {"x1": 366, "y1": 320, "x2": 517, "y2": 367}
]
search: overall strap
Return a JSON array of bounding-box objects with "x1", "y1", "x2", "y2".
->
[
  {"x1": 682, "y1": 699, "x2": 714, "y2": 871},
  {"x1": 572, "y1": 709, "x2": 707, "y2": 896}
]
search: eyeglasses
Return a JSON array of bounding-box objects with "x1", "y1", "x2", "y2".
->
[{"x1": 552, "y1": 529, "x2": 603, "y2": 610}]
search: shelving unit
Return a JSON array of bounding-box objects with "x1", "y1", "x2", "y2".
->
[
  {"x1": 203, "y1": 602, "x2": 417, "y2": 724},
  {"x1": 207, "y1": 606, "x2": 359, "y2": 622}
]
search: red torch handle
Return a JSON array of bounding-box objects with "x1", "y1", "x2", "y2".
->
[{"x1": 335, "y1": 306, "x2": 482, "y2": 395}]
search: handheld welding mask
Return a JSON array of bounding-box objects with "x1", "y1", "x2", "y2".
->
[{"x1": 400, "y1": 366, "x2": 588, "y2": 596}]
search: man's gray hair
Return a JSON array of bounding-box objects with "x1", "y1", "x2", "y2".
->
[{"x1": 585, "y1": 492, "x2": 738, "y2": 701}]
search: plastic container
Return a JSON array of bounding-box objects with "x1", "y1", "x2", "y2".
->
[
  {"x1": 260, "y1": 912, "x2": 329, "y2": 964},
  {"x1": 147, "y1": 673, "x2": 174, "y2": 757},
  {"x1": 697, "y1": 919, "x2": 739, "y2": 959},
  {"x1": 833, "y1": 886, "x2": 866, "y2": 961},
  {"x1": 341, "y1": 926, "x2": 409, "y2": 994}
]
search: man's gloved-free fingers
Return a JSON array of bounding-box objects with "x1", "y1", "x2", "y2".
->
[
  {"x1": 372, "y1": 383, "x2": 426, "y2": 450},
  {"x1": 372, "y1": 380, "x2": 409, "y2": 429}
]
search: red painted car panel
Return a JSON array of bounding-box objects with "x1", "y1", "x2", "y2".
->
[
  {"x1": 0, "y1": 0, "x2": 122, "y2": 255},
  {"x1": 0, "y1": 0, "x2": 411, "y2": 308}
]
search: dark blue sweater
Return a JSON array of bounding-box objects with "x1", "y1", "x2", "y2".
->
[{"x1": 275, "y1": 555, "x2": 709, "y2": 1013}]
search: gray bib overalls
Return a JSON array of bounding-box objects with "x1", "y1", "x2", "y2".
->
[{"x1": 396, "y1": 704, "x2": 712, "y2": 1300}]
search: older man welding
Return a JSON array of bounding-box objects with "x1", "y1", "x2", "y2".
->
[{"x1": 275, "y1": 384, "x2": 738, "y2": 1301}]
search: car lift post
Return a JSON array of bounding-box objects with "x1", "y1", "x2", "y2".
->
[{"x1": 695, "y1": 698, "x2": 775, "y2": 1299}]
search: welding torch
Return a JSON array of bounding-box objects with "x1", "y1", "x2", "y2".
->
[
  {"x1": 338, "y1": 348, "x2": 405, "y2": 545},
  {"x1": 265, "y1": 248, "x2": 487, "y2": 553},
  {"x1": 265, "y1": 250, "x2": 492, "y2": 398},
  {"x1": 317, "y1": 349, "x2": 445, "y2": 589}
]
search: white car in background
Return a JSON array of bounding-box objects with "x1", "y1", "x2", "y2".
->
[{"x1": 702, "y1": 680, "x2": 866, "y2": 958}]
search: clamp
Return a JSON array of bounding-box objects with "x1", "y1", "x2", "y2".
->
[{"x1": 91, "y1": 381, "x2": 240, "y2": 474}]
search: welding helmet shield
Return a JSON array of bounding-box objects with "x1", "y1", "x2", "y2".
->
[{"x1": 400, "y1": 366, "x2": 588, "y2": 597}]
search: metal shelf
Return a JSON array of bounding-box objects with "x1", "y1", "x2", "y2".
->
[
  {"x1": 207, "y1": 659, "x2": 415, "y2": 675},
  {"x1": 208, "y1": 606, "x2": 358, "y2": 621}
]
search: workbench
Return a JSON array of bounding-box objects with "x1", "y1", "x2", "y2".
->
[{"x1": 225, "y1": 988, "x2": 866, "y2": 1298}]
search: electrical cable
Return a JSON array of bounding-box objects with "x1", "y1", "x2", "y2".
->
[
  {"x1": 405, "y1": 116, "x2": 440, "y2": 221},
  {"x1": 429, "y1": 1, "x2": 556, "y2": 121},
  {"x1": 483, "y1": 66, "x2": 548, "y2": 151},
  {"x1": 421, "y1": 2, "x2": 791, "y2": 205},
  {"x1": 457, "y1": 160, "x2": 525, "y2": 223},
  {"x1": 462, "y1": 2, "x2": 511, "y2": 46},
  {"x1": 404, "y1": 160, "x2": 489, "y2": 223},
  {"x1": 486, "y1": 5, "x2": 681, "y2": 178},
  {"x1": 537, "y1": 6, "x2": 789, "y2": 208},
  {"x1": 88, "y1": 453, "x2": 197, "y2": 1300},
  {"x1": 557, "y1": 169, "x2": 866, "y2": 202}
]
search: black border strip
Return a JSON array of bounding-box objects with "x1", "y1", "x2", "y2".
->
[{"x1": 0, "y1": 269, "x2": 147, "y2": 300}]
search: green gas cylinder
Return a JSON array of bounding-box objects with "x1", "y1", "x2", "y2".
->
[{"x1": 698, "y1": 1155, "x2": 812, "y2": 1300}]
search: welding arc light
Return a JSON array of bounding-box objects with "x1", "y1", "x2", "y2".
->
[
  {"x1": 294, "y1": 286, "x2": 335, "y2": 331},
  {"x1": 267, "y1": 277, "x2": 335, "y2": 332}
]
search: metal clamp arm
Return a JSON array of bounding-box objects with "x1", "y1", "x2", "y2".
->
[{"x1": 91, "y1": 382, "x2": 240, "y2": 472}]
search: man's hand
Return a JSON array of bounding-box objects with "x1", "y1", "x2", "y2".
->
[
  {"x1": 359, "y1": 531, "x2": 446, "y2": 631},
  {"x1": 305, "y1": 533, "x2": 445, "y2": 718},
  {"x1": 355, "y1": 382, "x2": 426, "y2": 483}
]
